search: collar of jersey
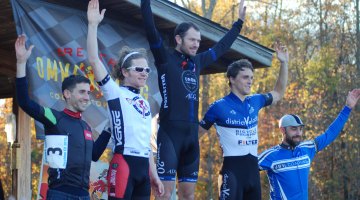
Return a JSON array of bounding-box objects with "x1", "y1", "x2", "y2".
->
[
  {"x1": 229, "y1": 92, "x2": 248, "y2": 103},
  {"x1": 63, "y1": 108, "x2": 81, "y2": 119},
  {"x1": 280, "y1": 143, "x2": 296, "y2": 150},
  {"x1": 122, "y1": 85, "x2": 140, "y2": 94},
  {"x1": 173, "y1": 49, "x2": 195, "y2": 61}
]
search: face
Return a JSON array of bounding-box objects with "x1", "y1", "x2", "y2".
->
[
  {"x1": 230, "y1": 68, "x2": 253, "y2": 96},
  {"x1": 122, "y1": 58, "x2": 149, "y2": 89},
  {"x1": 282, "y1": 126, "x2": 304, "y2": 147},
  {"x1": 64, "y1": 82, "x2": 91, "y2": 112},
  {"x1": 176, "y1": 27, "x2": 201, "y2": 56}
]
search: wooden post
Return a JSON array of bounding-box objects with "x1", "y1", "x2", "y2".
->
[{"x1": 16, "y1": 108, "x2": 31, "y2": 199}]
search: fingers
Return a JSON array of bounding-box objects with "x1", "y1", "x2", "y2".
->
[{"x1": 100, "y1": 9, "x2": 106, "y2": 17}]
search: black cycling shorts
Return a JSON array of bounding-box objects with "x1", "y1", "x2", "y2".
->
[
  {"x1": 156, "y1": 121, "x2": 199, "y2": 182},
  {"x1": 107, "y1": 154, "x2": 150, "y2": 200},
  {"x1": 218, "y1": 154, "x2": 261, "y2": 200}
]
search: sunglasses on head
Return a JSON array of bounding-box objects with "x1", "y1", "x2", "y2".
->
[{"x1": 127, "y1": 66, "x2": 151, "y2": 73}]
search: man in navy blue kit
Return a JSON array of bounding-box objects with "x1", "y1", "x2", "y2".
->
[
  {"x1": 199, "y1": 42, "x2": 289, "y2": 200},
  {"x1": 141, "y1": 0, "x2": 247, "y2": 199},
  {"x1": 258, "y1": 89, "x2": 360, "y2": 200},
  {"x1": 15, "y1": 34, "x2": 111, "y2": 200}
]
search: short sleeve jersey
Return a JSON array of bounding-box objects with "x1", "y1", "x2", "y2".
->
[
  {"x1": 200, "y1": 92, "x2": 272, "y2": 157},
  {"x1": 100, "y1": 76, "x2": 152, "y2": 158}
]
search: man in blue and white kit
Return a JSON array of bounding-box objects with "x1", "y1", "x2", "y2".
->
[
  {"x1": 199, "y1": 43, "x2": 289, "y2": 200},
  {"x1": 258, "y1": 89, "x2": 360, "y2": 200}
]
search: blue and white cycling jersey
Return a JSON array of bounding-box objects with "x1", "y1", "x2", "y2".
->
[
  {"x1": 258, "y1": 106, "x2": 352, "y2": 200},
  {"x1": 200, "y1": 92, "x2": 272, "y2": 157}
]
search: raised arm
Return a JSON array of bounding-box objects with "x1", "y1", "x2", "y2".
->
[
  {"x1": 140, "y1": 0, "x2": 167, "y2": 65},
  {"x1": 315, "y1": 89, "x2": 360, "y2": 151},
  {"x1": 269, "y1": 42, "x2": 289, "y2": 104},
  {"x1": 15, "y1": 34, "x2": 34, "y2": 78},
  {"x1": 198, "y1": 0, "x2": 246, "y2": 68},
  {"x1": 87, "y1": 0, "x2": 107, "y2": 82},
  {"x1": 15, "y1": 35, "x2": 55, "y2": 126}
]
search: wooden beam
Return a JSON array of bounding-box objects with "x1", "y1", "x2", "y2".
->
[{"x1": 16, "y1": 109, "x2": 31, "y2": 199}]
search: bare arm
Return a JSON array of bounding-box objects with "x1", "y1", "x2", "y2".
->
[
  {"x1": 270, "y1": 42, "x2": 289, "y2": 104},
  {"x1": 149, "y1": 153, "x2": 164, "y2": 197},
  {"x1": 87, "y1": 0, "x2": 107, "y2": 82}
]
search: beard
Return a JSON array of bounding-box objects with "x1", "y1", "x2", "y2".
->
[{"x1": 285, "y1": 131, "x2": 302, "y2": 148}]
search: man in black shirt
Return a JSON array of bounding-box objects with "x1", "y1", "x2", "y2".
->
[
  {"x1": 141, "y1": 0, "x2": 246, "y2": 199},
  {"x1": 15, "y1": 34, "x2": 110, "y2": 200}
]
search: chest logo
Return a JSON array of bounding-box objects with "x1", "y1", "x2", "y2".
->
[
  {"x1": 181, "y1": 70, "x2": 198, "y2": 93},
  {"x1": 126, "y1": 96, "x2": 151, "y2": 118}
]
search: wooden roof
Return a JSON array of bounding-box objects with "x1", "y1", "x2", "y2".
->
[{"x1": 0, "y1": 0, "x2": 274, "y2": 99}]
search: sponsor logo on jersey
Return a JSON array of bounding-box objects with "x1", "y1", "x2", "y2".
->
[
  {"x1": 238, "y1": 139, "x2": 258, "y2": 145},
  {"x1": 111, "y1": 110, "x2": 123, "y2": 146},
  {"x1": 182, "y1": 70, "x2": 198, "y2": 94},
  {"x1": 226, "y1": 116, "x2": 258, "y2": 126},
  {"x1": 84, "y1": 129, "x2": 92, "y2": 140},
  {"x1": 272, "y1": 155, "x2": 311, "y2": 173},
  {"x1": 126, "y1": 96, "x2": 151, "y2": 118},
  {"x1": 230, "y1": 110, "x2": 236, "y2": 115},
  {"x1": 161, "y1": 74, "x2": 168, "y2": 108}
]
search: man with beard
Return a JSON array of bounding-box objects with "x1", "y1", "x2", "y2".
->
[
  {"x1": 140, "y1": 0, "x2": 246, "y2": 199},
  {"x1": 258, "y1": 88, "x2": 360, "y2": 200}
]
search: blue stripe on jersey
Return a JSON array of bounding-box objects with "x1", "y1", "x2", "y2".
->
[
  {"x1": 209, "y1": 48, "x2": 216, "y2": 61},
  {"x1": 108, "y1": 98, "x2": 125, "y2": 154},
  {"x1": 150, "y1": 37, "x2": 163, "y2": 49}
]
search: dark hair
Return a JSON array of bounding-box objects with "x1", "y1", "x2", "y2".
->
[
  {"x1": 113, "y1": 46, "x2": 148, "y2": 80},
  {"x1": 226, "y1": 59, "x2": 254, "y2": 86},
  {"x1": 174, "y1": 22, "x2": 200, "y2": 39},
  {"x1": 62, "y1": 75, "x2": 90, "y2": 93}
]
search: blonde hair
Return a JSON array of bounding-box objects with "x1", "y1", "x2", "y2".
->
[{"x1": 112, "y1": 46, "x2": 148, "y2": 80}]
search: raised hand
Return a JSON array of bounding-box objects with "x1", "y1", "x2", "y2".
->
[
  {"x1": 346, "y1": 89, "x2": 360, "y2": 109},
  {"x1": 15, "y1": 34, "x2": 34, "y2": 65},
  {"x1": 274, "y1": 41, "x2": 289, "y2": 64},
  {"x1": 87, "y1": 0, "x2": 106, "y2": 26},
  {"x1": 239, "y1": 0, "x2": 247, "y2": 21}
]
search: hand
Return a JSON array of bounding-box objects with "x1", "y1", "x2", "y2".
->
[
  {"x1": 150, "y1": 177, "x2": 164, "y2": 197},
  {"x1": 87, "y1": 0, "x2": 106, "y2": 26},
  {"x1": 274, "y1": 41, "x2": 289, "y2": 64},
  {"x1": 238, "y1": 0, "x2": 247, "y2": 21},
  {"x1": 346, "y1": 89, "x2": 360, "y2": 109},
  {"x1": 15, "y1": 34, "x2": 34, "y2": 65}
]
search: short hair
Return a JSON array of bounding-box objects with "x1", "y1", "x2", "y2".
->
[
  {"x1": 226, "y1": 59, "x2": 254, "y2": 86},
  {"x1": 174, "y1": 22, "x2": 200, "y2": 39},
  {"x1": 113, "y1": 46, "x2": 148, "y2": 80},
  {"x1": 62, "y1": 75, "x2": 90, "y2": 93}
]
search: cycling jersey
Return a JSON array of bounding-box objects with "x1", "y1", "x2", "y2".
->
[
  {"x1": 258, "y1": 106, "x2": 352, "y2": 200},
  {"x1": 200, "y1": 92, "x2": 272, "y2": 199},
  {"x1": 141, "y1": 0, "x2": 244, "y2": 183},
  {"x1": 98, "y1": 75, "x2": 153, "y2": 199},
  {"x1": 200, "y1": 92, "x2": 273, "y2": 157},
  {"x1": 16, "y1": 77, "x2": 110, "y2": 196},
  {"x1": 141, "y1": 0, "x2": 243, "y2": 123},
  {"x1": 98, "y1": 74, "x2": 152, "y2": 158}
]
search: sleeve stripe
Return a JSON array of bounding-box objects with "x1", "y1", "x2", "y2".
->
[{"x1": 44, "y1": 107, "x2": 56, "y2": 125}]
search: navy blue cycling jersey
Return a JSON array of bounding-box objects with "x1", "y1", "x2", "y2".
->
[
  {"x1": 16, "y1": 77, "x2": 110, "y2": 196},
  {"x1": 258, "y1": 106, "x2": 352, "y2": 200},
  {"x1": 141, "y1": 0, "x2": 243, "y2": 123},
  {"x1": 200, "y1": 92, "x2": 273, "y2": 157}
]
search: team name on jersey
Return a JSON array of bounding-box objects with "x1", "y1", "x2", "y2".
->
[
  {"x1": 271, "y1": 155, "x2": 311, "y2": 173},
  {"x1": 226, "y1": 116, "x2": 258, "y2": 126},
  {"x1": 161, "y1": 74, "x2": 168, "y2": 108}
]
